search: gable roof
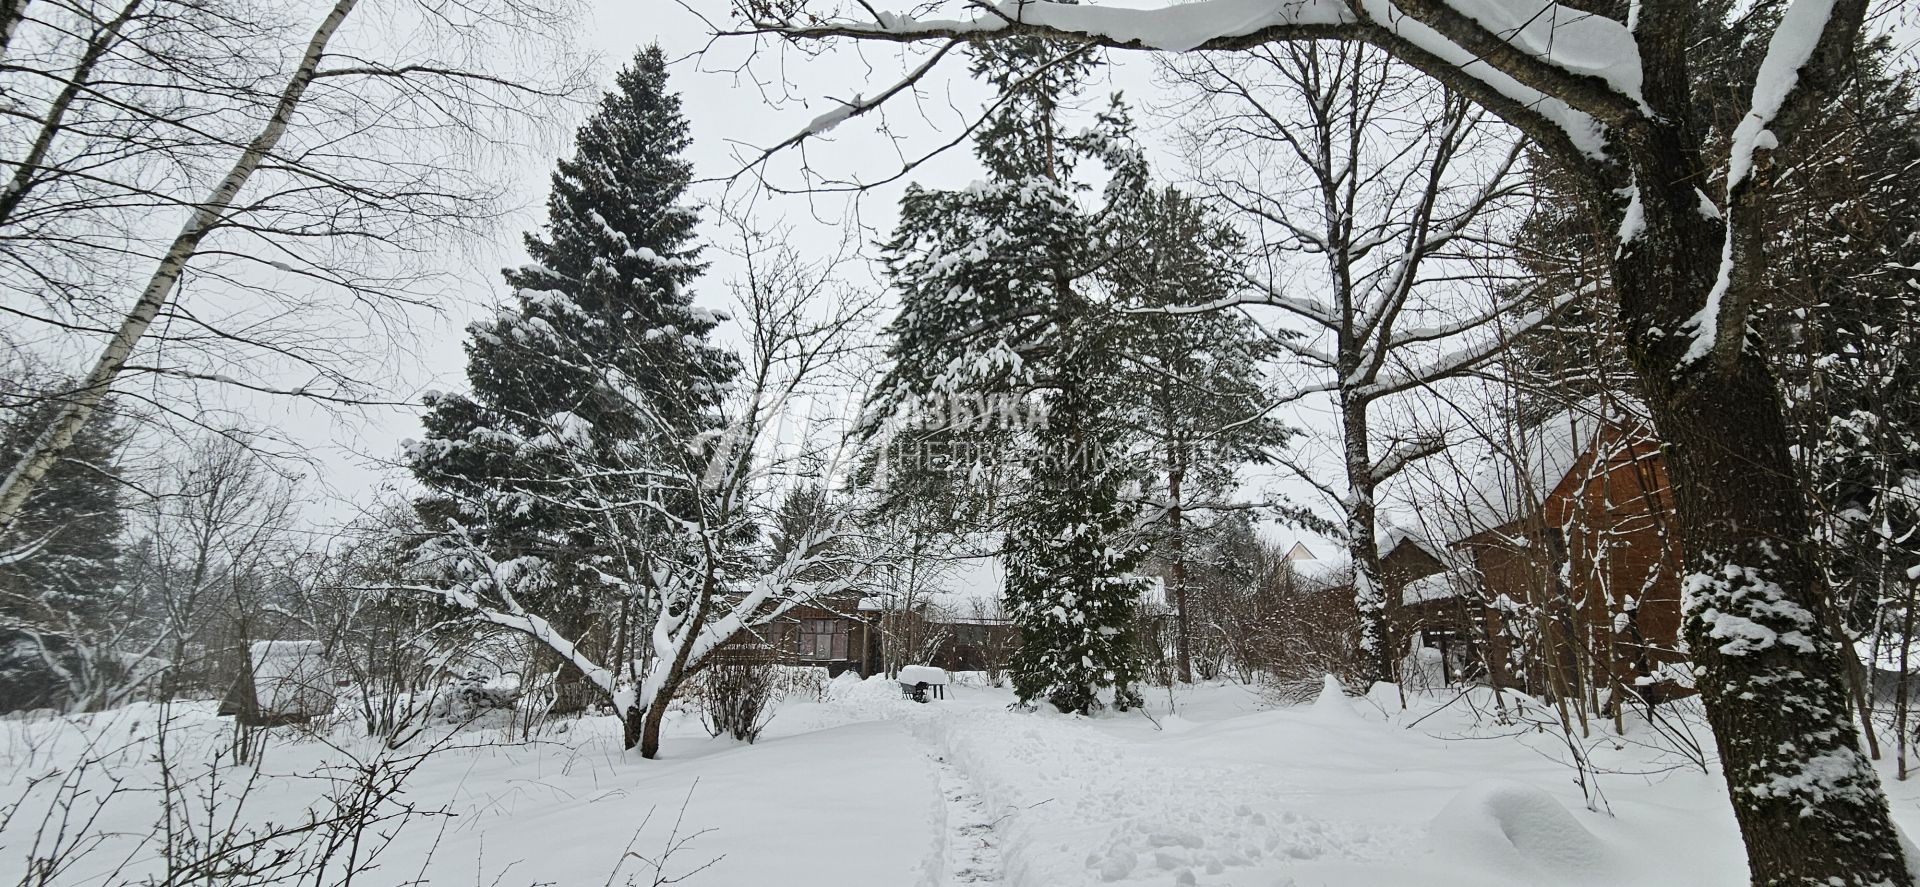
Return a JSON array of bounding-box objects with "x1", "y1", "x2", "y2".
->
[{"x1": 1428, "y1": 398, "x2": 1649, "y2": 547}]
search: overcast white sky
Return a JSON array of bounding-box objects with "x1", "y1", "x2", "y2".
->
[
  {"x1": 282, "y1": 0, "x2": 1918, "y2": 557},
  {"x1": 299, "y1": 0, "x2": 1355, "y2": 545}
]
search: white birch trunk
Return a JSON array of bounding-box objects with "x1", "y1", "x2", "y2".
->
[{"x1": 0, "y1": 0, "x2": 360, "y2": 537}]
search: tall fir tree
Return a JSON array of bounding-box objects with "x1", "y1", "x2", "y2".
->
[
  {"x1": 872, "y1": 34, "x2": 1153, "y2": 713},
  {"x1": 406, "y1": 45, "x2": 737, "y2": 710}
]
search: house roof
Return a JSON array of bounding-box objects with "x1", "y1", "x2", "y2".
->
[
  {"x1": 1401, "y1": 572, "x2": 1463, "y2": 605},
  {"x1": 1376, "y1": 522, "x2": 1448, "y2": 564},
  {"x1": 858, "y1": 555, "x2": 1007, "y2": 622},
  {"x1": 1428, "y1": 398, "x2": 1648, "y2": 547}
]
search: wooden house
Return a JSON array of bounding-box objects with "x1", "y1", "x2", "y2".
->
[
  {"x1": 1385, "y1": 404, "x2": 1688, "y2": 702},
  {"x1": 742, "y1": 596, "x2": 878, "y2": 678},
  {"x1": 728, "y1": 556, "x2": 1020, "y2": 678},
  {"x1": 1379, "y1": 528, "x2": 1487, "y2": 686}
]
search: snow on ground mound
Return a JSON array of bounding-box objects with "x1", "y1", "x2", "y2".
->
[
  {"x1": 1429, "y1": 779, "x2": 1616, "y2": 883},
  {"x1": 1308, "y1": 673, "x2": 1361, "y2": 720}
]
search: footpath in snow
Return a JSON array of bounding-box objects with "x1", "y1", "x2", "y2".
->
[{"x1": 826, "y1": 674, "x2": 1795, "y2": 887}]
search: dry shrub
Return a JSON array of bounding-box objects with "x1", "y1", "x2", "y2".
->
[
  {"x1": 700, "y1": 657, "x2": 777, "y2": 743},
  {"x1": 1237, "y1": 582, "x2": 1365, "y2": 703}
]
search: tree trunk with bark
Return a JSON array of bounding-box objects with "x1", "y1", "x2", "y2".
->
[
  {"x1": 1615, "y1": 125, "x2": 1908, "y2": 882},
  {"x1": 1341, "y1": 395, "x2": 1392, "y2": 685},
  {"x1": 1168, "y1": 460, "x2": 1192, "y2": 684}
]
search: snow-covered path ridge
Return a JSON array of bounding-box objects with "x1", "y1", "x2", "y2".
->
[
  {"x1": 927, "y1": 747, "x2": 1007, "y2": 885},
  {"x1": 832, "y1": 678, "x2": 1415, "y2": 887}
]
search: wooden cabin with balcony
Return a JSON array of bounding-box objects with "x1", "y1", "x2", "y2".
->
[{"x1": 1383, "y1": 404, "x2": 1689, "y2": 704}]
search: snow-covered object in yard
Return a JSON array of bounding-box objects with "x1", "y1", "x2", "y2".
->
[
  {"x1": 1429, "y1": 779, "x2": 1615, "y2": 882},
  {"x1": 897, "y1": 665, "x2": 949, "y2": 687},
  {"x1": 249, "y1": 641, "x2": 334, "y2": 720}
]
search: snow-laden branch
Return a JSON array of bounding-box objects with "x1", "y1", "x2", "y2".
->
[
  {"x1": 1390, "y1": 0, "x2": 1648, "y2": 117},
  {"x1": 1681, "y1": 0, "x2": 1851, "y2": 373},
  {"x1": 1369, "y1": 432, "x2": 1448, "y2": 484},
  {"x1": 731, "y1": 39, "x2": 961, "y2": 180},
  {"x1": 415, "y1": 537, "x2": 621, "y2": 700},
  {"x1": 1353, "y1": 290, "x2": 1578, "y2": 400},
  {"x1": 745, "y1": 0, "x2": 1358, "y2": 51},
  {"x1": 733, "y1": 0, "x2": 1627, "y2": 165}
]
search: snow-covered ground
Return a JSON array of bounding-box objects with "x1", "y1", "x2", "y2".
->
[{"x1": 8, "y1": 676, "x2": 1920, "y2": 886}]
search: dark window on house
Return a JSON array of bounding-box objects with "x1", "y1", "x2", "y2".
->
[{"x1": 800, "y1": 619, "x2": 847, "y2": 660}]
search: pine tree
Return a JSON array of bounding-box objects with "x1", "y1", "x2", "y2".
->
[
  {"x1": 1100, "y1": 187, "x2": 1295, "y2": 683},
  {"x1": 872, "y1": 37, "x2": 1152, "y2": 713},
  {"x1": 406, "y1": 45, "x2": 737, "y2": 711}
]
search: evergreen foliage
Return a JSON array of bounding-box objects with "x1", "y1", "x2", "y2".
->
[
  {"x1": 0, "y1": 377, "x2": 129, "y2": 712},
  {"x1": 1506, "y1": 15, "x2": 1920, "y2": 646},
  {"x1": 871, "y1": 34, "x2": 1154, "y2": 713},
  {"x1": 406, "y1": 45, "x2": 736, "y2": 677}
]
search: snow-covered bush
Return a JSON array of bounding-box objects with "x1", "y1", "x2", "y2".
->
[
  {"x1": 700, "y1": 658, "x2": 777, "y2": 743},
  {"x1": 770, "y1": 665, "x2": 829, "y2": 702},
  {"x1": 427, "y1": 676, "x2": 518, "y2": 724}
]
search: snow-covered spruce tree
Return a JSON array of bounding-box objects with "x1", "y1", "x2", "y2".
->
[
  {"x1": 1004, "y1": 365, "x2": 1151, "y2": 714},
  {"x1": 0, "y1": 374, "x2": 129, "y2": 713},
  {"x1": 872, "y1": 38, "x2": 1152, "y2": 714},
  {"x1": 1100, "y1": 187, "x2": 1296, "y2": 684},
  {"x1": 406, "y1": 45, "x2": 736, "y2": 722}
]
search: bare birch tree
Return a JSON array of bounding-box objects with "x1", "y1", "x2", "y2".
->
[{"x1": 0, "y1": 0, "x2": 589, "y2": 537}]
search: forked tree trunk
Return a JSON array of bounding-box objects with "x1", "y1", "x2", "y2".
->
[
  {"x1": 1617, "y1": 150, "x2": 1908, "y2": 885},
  {"x1": 621, "y1": 699, "x2": 645, "y2": 751}
]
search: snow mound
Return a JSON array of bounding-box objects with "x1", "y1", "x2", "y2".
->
[
  {"x1": 828, "y1": 673, "x2": 913, "y2": 707},
  {"x1": 1308, "y1": 674, "x2": 1360, "y2": 720},
  {"x1": 1429, "y1": 779, "x2": 1615, "y2": 881}
]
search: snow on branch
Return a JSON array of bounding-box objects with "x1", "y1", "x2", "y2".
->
[
  {"x1": 1369, "y1": 432, "x2": 1448, "y2": 484},
  {"x1": 1420, "y1": 0, "x2": 1647, "y2": 114},
  {"x1": 740, "y1": 0, "x2": 1358, "y2": 51},
  {"x1": 1726, "y1": 0, "x2": 1839, "y2": 194},
  {"x1": 1354, "y1": 290, "x2": 1579, "y2": 400},
  {"x1": 1355, "y1": 0, "x2": 1609, "y2": 159},
  {"x1": 735, "y1": 1, "x2": 1638, "y2": 167},
  {"x1": 732, "y1": 39, "x2": 962, "y2": 180},
  {"x1": 1682, "y1": 0, "x2": 1854, "y2": 373}
]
